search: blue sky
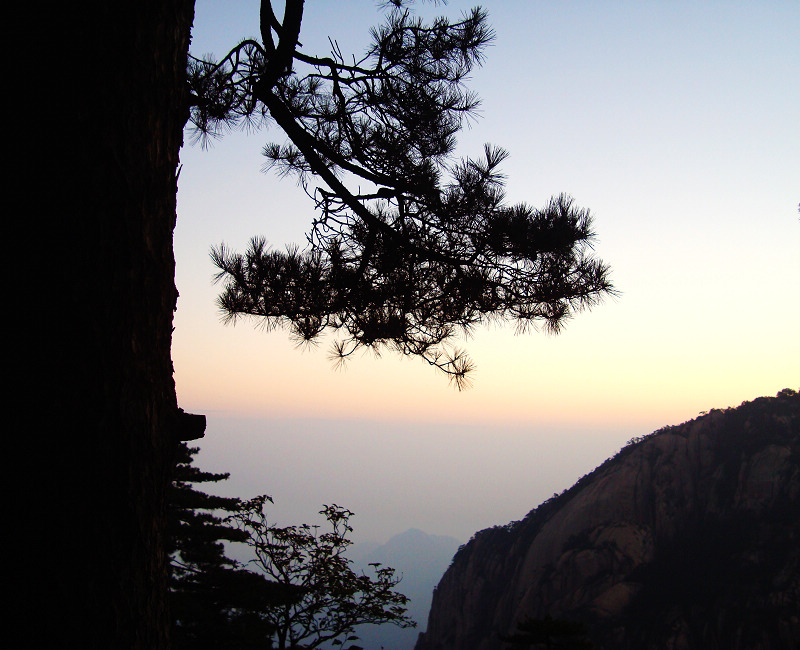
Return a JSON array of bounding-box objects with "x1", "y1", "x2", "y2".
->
[{"x1": 174, "y1": 1, "x2": 799, "y2": 542}]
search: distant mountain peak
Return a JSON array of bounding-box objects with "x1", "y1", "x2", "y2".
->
[{"x1": 350, "y1": 528, "x2": 463, "y2": 650}]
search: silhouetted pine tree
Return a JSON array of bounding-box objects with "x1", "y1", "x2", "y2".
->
[
  {"x1": 189, "y1": 0, "x2": 615, "y2": 389},
  {"x1": 168, "y1": 445, "x2": 411, "y2": 649},
  {"x1": 168, "y1": 443, "x2": 294, "y2": 649}
]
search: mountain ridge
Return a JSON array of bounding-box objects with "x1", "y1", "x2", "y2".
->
[{"x1": 416, "y1": 389, "x2": 800, "y2": 650}]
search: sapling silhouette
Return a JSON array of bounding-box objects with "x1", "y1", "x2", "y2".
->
[{"x1": 228, "y1": 496, "x2": 415, "y2": 649}]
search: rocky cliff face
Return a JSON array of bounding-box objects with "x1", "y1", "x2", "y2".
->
[{"x1": 416, "y1": 390, "x2": 800, "y2": 650}]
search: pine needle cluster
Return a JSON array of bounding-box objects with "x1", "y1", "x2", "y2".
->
[{"x1": 189, "y1": 1, "x2": 614, "y2": 387}]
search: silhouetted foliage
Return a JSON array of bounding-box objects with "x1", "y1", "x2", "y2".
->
[
  {"x1": 189, "y1": 0, "x2": 614, "y2": 388},
  {"x1": 168, "y1": 443, "x2": 294, "y2": 648},
  {"x1": 228, "y1": 495, "x2": 415, "y2": 649}
]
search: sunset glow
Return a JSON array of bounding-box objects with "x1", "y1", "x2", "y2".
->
[{"x1": 173, "y1": 0, "x2": 799, "y2": 542}]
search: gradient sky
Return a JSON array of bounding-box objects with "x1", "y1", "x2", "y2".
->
[{"x1": 173, "y1": 1, "x2": 799, "y2": 542}]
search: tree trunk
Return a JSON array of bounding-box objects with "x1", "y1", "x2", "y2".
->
[{"x1": 18, "y1": 2, "x2": 195, "y2": 646}]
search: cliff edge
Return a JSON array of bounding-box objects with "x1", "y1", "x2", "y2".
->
[{"x1": 416, "y1": 389, "x2": 800, "y2": 650}]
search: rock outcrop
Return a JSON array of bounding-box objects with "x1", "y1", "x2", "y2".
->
[{"x1": 416, "y1": 389, "x2": 800, "y2": 650}]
